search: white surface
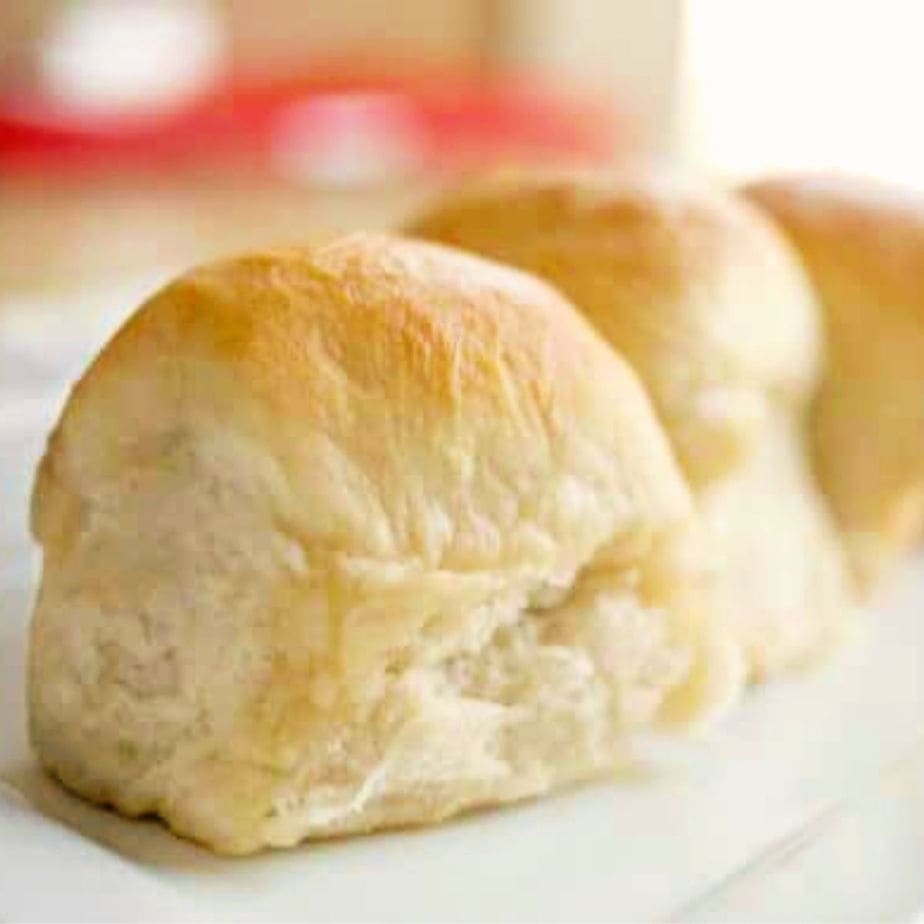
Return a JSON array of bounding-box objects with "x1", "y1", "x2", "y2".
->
[{"x1": 1, "y1": 277, "x2": 924, "y2": 922}]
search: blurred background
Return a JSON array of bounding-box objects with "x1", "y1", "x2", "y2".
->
[{"x1": 3, "y1": 0, "x2": 922, "y2": 296}]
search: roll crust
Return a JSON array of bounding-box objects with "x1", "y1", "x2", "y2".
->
[
  {"x1": 745, "y1": 175, "x2": 924, "y2": 589},
  {"x1": 29, "y1": 233, "x2": 740, "y2": 853}
]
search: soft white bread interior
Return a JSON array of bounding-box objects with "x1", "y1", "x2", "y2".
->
[
  {"x1": 409, "y1": 172, "x2": 854, "y2": 678},
  {"x1": 28, "y1": 233, "x2": 741, "y2": 854},
  {"x1": 745, "y1": 175, "x2": 924, "y2": 591}
]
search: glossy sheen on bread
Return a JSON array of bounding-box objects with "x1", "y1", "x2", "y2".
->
[{"x1": 28, "y1": 233, "x2": 741, "y2": 854}]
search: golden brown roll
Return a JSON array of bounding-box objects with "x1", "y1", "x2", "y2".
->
[
  {"x1": 409, "y1": 172, "x2": 854, "y2": 679},
  {"x1": 744, "y1": 175, "x2": 924, "y2": 590},
  {"x1": 28, "y1": 233, "x2": 741, "y2": 854}
]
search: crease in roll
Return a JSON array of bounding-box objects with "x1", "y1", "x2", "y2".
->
[
  {"x1": 744, "y1": 174, "x2": 924, "y2": 592},
  {"x1": 408, "y1": 171, "x2": 856, "y2": 680}
]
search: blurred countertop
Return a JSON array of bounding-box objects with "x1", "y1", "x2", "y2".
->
[{"x1": 0, "y1": 175, "x2": 435, "y2": 297}]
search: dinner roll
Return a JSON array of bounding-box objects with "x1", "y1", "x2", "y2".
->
[
  {"x1": 409, "y1": 173, "x2": 854, "y2": 678},
  {"x1": 745, "y1": 176, "x2": 924, "y2": 590},
  {"x1": 28, "y1": 233, "x2": 741, "y2": 854}
]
